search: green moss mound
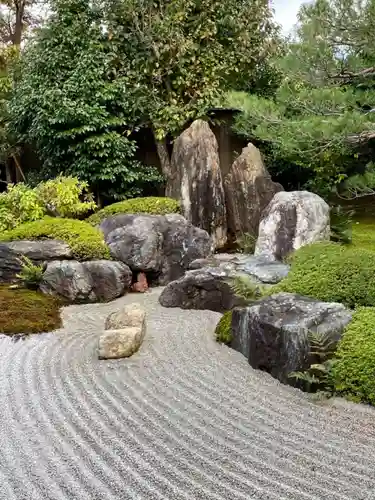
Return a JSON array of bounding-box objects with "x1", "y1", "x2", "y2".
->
[
  {"x1": 215, "y1": 311, "x2": 233, "y2": 344},
  {"x1": 87, "y1": 197, "x2": 180, "y2": 226},
  {"x1": 332, "y1": 307, "x2": 375, "y2": 405},
  {"x1": 0, "y1": 217, "x2": 110, "y2": 261},
  {"x1": 0, "y1": 285, "x2": 62, "y2": 335},
  {"x1": 272, "y1": 242, "x2": 375, "y2": 308}
]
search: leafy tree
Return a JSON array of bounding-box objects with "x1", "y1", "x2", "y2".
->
[
  {"x1": 228, "y1": 0, "x2": 375, "y2": 197},
  {"x1": 9, "y1": 0, "x2": 161, "y2": 201},
  {"x1": 104, "y1": 0, "x2": 280, "y2": 191}
]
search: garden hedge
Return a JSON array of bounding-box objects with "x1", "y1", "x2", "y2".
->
[
  {"x1": 215, "y1": 311, "x2": 233, "y2": 345},
  {"x1": 0, "y1": 285, "x2": 62, "y2": 335},
  {"x1": 87, "y1": 196, "x2": 180, "y2": 225},
  {"x1": 272, "y1": 242, "x2": 375, "y2": 308},
  {"x1": 0, "y1": 217, "x2": 110, "y2": 261},
  {"x1": 333, "y1": 307, "x2": 375, "y2": 405}
]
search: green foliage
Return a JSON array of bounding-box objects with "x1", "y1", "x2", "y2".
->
[
  {"x1": 229, "y1": 275, "x2": 264, "y2": 303},
  {"x1": 330, "y1": 205, "x2": 354, "y2": 244},
  {"x1": 0, "y1": 176, "x2": 96, "y2": 231},
  {"x1": 105, "y1": 0, "x2": 280, "y2": 141},
  {"x1": 36, "y1": 175, "x2": 96, "y2": 218},
  {"x1": 332, "y1": 307, "x2": 375, "y2": 405},
  {"x1": 289, "y1": 331, "x2": 338, "y2": 394},
  {"x1": 0, "y1": 216, "x2": 110, "y2": 261},
  {"x1": 226, "y1": 0, "x2": 375, "y2": 196},
  {"x1": 215, "y1": 311, "x2": 233, "y2": 345},
  {"x1": 0, "y1": 183, "x2": 45, "y2": 232},
  {"x1": 273, "y1": 242, "x2": 375, "y2": 308},
  {"x1": 16, "y1": 256, "x2": 44, "y2": 289},
  {"x1": 10, "y1": 0, "x2": 161, "y2": 199},
  {"x1": 235, "y1": 232, "x2": 256, "y2": 254},
  {"x1": 0, "y1": 284, "x2": 62, "y2": 335},
  {"x1": 87, "y1": 197, "x2": 180, "y2": 225}
]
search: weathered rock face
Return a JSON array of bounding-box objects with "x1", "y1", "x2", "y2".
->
[
  {"x1": 0, "y1": 244, "x2": 22, "y2": 283},
  {"x1": 255, "y1": 191, "x2": 330, "y2": 261},
  {"x1": 0, "y1": 239, "x2": 73, "y2": 283},
  {"x1": 99, "y1": 303, "x2": 146, "y2": 359},
  {"x1": 40, "y1": 260, "x2": 132, "y2": 303},
  {"x1": 100, "y1": 213, "x2": 212, "y2": 285},
  {"x1": 159, "y1": 267, "x2": 248, "y2": 312},
  {"x1": 231, "y1": 293, "x2": 352, "y2": 384},
  {"x1": 159, "y1": 253, "x2": 289, "y2": 312},
  {"x1": 169, "y1": 119, "x2": 227, "y2": 249},
  {"x1": 224, "y1": 143, "x2": 283, "y2": 239},
  {"x1": 2, "y1": 240, "x2": 72, "y2": 261}
]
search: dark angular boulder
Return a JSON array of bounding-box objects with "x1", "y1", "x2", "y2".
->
[
  {"x1": 0, "y1": 244, "x2": 22, "y2": 283},
  {"x1": 100, "y1": 213, "x2": 212, "y2": 285},
  {"x1": 169, "y1": 119, "x2": 227, "y2": 249},
  {"x1": 0, "y1": 239, "x2": 73, "y2": 283},
  {"x1": 224, "y1": 143, "x2": 283, "y2": 239},
  {"x1": 2, "y1": 240, "x2": 72, "y2": 261},
  {"x1": 231, "y1": 293, "x2": 352, "y2": 384},
  {"x1": 40, "y1": 260, "x2": 132, "y2": 303},
  {"x1": 159, "y1": 267, "x2": 249, "y2": 312},
  {"x1": 160, "y1": 253, "x2": 290, "y2": 312}
]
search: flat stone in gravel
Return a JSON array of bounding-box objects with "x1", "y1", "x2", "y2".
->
[
  {"x1": 159, "y1": 253, "x2": 289, "y2": 311},
  {"x1": 99, "y1": 303, "x2": 146, "y2": 359}
]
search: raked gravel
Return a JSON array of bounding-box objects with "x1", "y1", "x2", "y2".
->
[{"x1": 0, "y1": 288, "x2": 375, "y2": 500}]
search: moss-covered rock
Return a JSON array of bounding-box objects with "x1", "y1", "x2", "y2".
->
[
  {"x1": 87, "y1": 197, "x2": 180, "y2": 226},
  {"x1": 0, "y1": 285, "x2": 62, "y2": 335},
  {"x1": 0, "y1": 217, "x2": 110, "y2": 261},
  {"x1": 272, "y1": 241, "x2": 375, "y2": 308},
  {"x1": 333, "y1": 307, "x2": 375, "y2": 405},
  {"x1": 215, "y1": 311, "x2": 233, "y2": 344}
]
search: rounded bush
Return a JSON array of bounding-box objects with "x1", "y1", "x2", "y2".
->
[
  {"x1": 0, "y1": 285, "x2": 61, "y2": 335},
  {"x1": 215, "y1": 311, "x2": 233, "y2": 345},
  {"x1": 272, "y1": 242, "x2": 375, "y2": 308},
  {"x1": 332, "y1": 307, "x2": 375, "y2": 405},
  {"x1": 87, "y1": 197, "x2": 180, "y2": 226},
  {"x1": 0, "y1": 217, "x2": 110, "y2": 261}
]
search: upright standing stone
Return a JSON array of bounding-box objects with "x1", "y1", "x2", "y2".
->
[
  {"x1": 169, "y1": 119, "x2": 227, "y2": 249},
  {"x1": 255, "y1": 191, "x2": 330, "y2": 261},
  {"x1": 224, "y1": 143, "x2": 283, "y2": 239}
]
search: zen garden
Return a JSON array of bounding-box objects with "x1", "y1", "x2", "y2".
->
[{"x1": 1, "y1": 0, "x2": 375, "y2": 499}]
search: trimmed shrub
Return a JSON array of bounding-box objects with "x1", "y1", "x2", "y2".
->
[
  {"x1": 272, "y1": 242, "x2": 375, "y2": 308},
  {"x1": 87, "y1": 197, "x2": 180, "y2": 225},
  {"x1": 0, "y1": 285, "x2": 62, "y2": 335},
  {"x1": 332, "y1": 307, "x2": 375, "y2": 405},
  {"x1": 215, "y1": 311, "x2": 233, "y2": 345},
  {"x1": 0, "y1": 217, "x2": 110, "y2": 261}
]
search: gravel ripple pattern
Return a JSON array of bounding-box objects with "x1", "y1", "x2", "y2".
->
[{"x1": 1, "y1": 288, "x2": 375, "y2": 500}]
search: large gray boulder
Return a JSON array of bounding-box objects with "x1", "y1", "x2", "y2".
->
[
  {"x1": 100, "y1": 213, "x2": 212, "y2": 285},
  {"x1": 255, "y1": 191, "x2": 330, "y2": 261},
  {"x1": 224, "y1": 143, "x2": 283, "y2": 239},
  {"x1": 159, "y1": 254, "x2": 289, "y2": 312},
  {"x1": 40, "y1": 260, "x2": 132, "y2": 303},
  {"x1": 231, "y1": 293, "x2": 352, "y2": 384},
  {"x1": 169, "y1": 120, "x2": 227, "y2": 249},
  {"x1": 2, "y1": 240, "x2": 72, "y2": 261},
  {"x1": 0, "y1": 244, "x2": 22, "y2": 283},
  {"x1": 0, "y1": 239, "x2": 73, "y2": 283}
]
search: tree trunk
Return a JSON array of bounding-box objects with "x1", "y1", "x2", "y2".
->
[
  {"x1": 13, "y1": 2, "x2": 24, "y2": 48},
  {"x1": 152, "y1": 130, "x2": 176, "y2": 197}
]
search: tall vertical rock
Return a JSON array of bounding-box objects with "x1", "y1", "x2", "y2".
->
[
  {"x1": 224, "y1": 143, "x2": 283, "y2": 240},
  {"x1": 169, "y1": 120, "x2": 227, "y2": 249}
]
